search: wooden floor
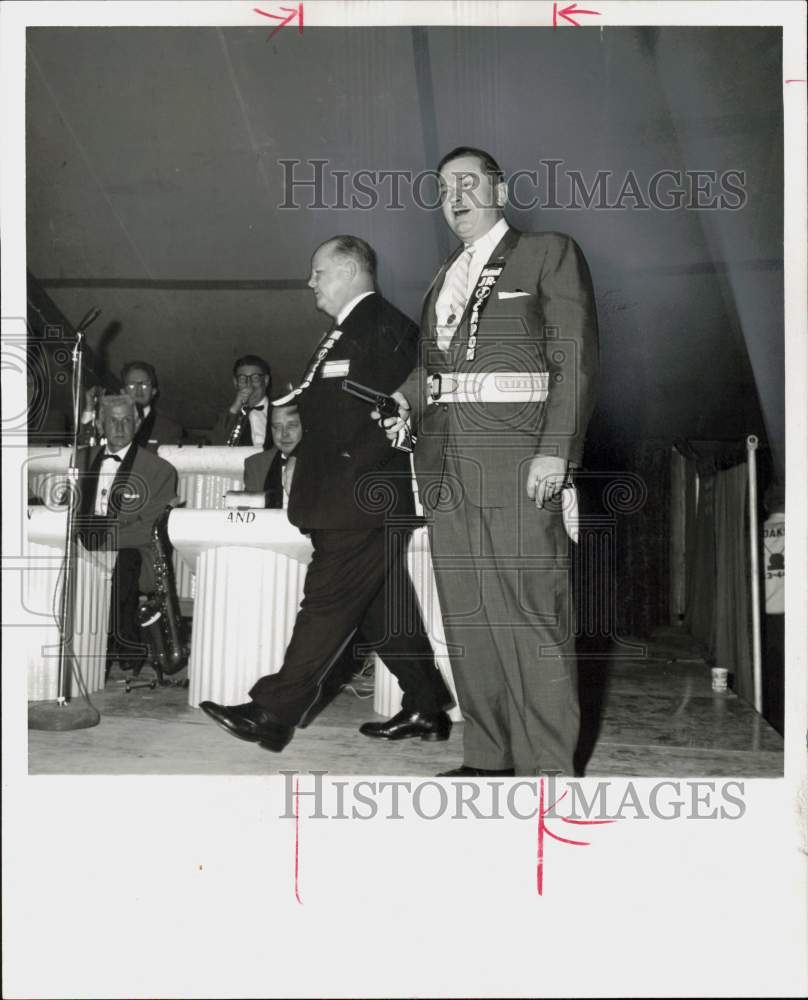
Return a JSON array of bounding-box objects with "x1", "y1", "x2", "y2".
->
[{"x1": 28, "y1": 628, "x2": 784, "y2": 776}]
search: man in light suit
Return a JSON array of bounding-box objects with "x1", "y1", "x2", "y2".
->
[
  {"x1": 200, "y1": 236, "x2": 452, "y2": 752},
  {"x1": 383, "y1": 147, "x2": 599, "y2": 777},
  {"x1": 243, "y1": 402, "x2": 302, "y2": 508},
  {"x1": 74, "y1": 394, "x2": 178, "y2": 672}
]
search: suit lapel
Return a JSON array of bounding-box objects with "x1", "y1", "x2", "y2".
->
[
  {"x1": 263, "y1": 448, "x2": 284, "y2": 507},
  {"x1": 423, "y1": 228, "x2": 522, "y2": 357},
  {"x1": 136, "y1": 408, "x2": 156, "y2": 446},
  {"x1": 107, "y1": 443, "x2": 139, "y2": 516},
  {"x1": 79, "y1": 448, "x2": 105, "y2": 516},
  {"x1": 420, "y1": 246, "x2": 465, "y2": 342},
  {"x1": 449, "y1": 227, "x2": 522, "y2": 362}
]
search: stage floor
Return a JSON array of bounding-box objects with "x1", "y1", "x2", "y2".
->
[{"x1": 28, "y1": 629, "x2": 784, "y2": 777}]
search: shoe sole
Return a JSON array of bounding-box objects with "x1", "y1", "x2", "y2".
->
[{"x1": 359, "y1": 729, "x2": 451, "y2": 742}]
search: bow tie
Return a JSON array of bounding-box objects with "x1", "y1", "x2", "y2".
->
[
  {"x1": 101, "y1": 452, "x2": 122, "y2": 463},
  {"x1": 246, "y1": 404, "x2": 264, "y2": 412}
]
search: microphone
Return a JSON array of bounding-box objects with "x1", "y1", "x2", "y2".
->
[{"x1": 75, "y1": 306, "x2": 102, "y2": 334}]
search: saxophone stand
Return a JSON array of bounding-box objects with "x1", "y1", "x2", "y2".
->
[{"x1": 29, "y1": 315, "x2": 102, "y2": 731}]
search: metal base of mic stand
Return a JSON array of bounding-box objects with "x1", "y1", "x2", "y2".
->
[
  {"x1": 27, "y1": 315, "x2": 105, "y2": 735},
  {"x1": 28, "y1": 700, "x2": 101, "y2": 731}
]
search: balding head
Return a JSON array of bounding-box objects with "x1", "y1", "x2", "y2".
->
[{"x1": 307, "y1": 235, "x2": 376, "y2": 319}]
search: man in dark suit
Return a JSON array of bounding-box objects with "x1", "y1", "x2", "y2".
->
[
  {"x1": 382, "y1": 147, "x2": 599, "y2": 777},
  {"x1": 79, "y1": 361, "x2": 186, "y2": 450},
  {"x1": 121, "y1": 361, "x2": 186, "y2": 449},
  {"x1": 210, "y1": 355, "x2": 273, "y2": 447},
  {"x1": 243, "y1": 402, "x2": 302, "y2": 507},
  {"x1": 200, "y1": 236, "x2": 452, "y2": 752},
  {"x1": 75, "y1": 394, "x2": 178, "y2": 673}
]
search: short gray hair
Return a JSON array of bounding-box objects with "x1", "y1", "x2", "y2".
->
[{"x1": 99, "y1": 394, "x2": 138, "y2": 420}]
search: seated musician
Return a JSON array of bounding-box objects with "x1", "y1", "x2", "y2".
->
[
  {"x1": 74, "y1": 394, "x2": 178, "y2": 677},
  {"x1": 211, "y1": 355, "x2": 273, "y2": 447},
  {"x1": 78, "y1": 360, "x2": 186, "y2": 450},
  {"x1": 243, "y1": 402, "x2": 302, "y2": 508}
]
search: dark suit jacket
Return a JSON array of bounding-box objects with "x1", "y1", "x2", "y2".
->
[
  {"x1": 74, "y1": 443, "x2": 178, "y2": 589},
  {"x1": 399, "y1": 228, "x2": 599, "y2": 507},
  {"x1": 288, "y1": 292, "x2": 419, "y2": 531},
  {"x1": 243, "y1": 445, "x2": 284, "y2": 508},
  {"x1": 136, "y1": 407, "x2": 186, "y2": 450}
]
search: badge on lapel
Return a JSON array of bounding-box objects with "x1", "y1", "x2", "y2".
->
[{"x1": 321, "y1": 359, "x2": 350, "y2": 379}]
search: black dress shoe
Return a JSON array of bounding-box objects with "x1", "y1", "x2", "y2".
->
[
  {"x1": 437, "y1": 765, "x2": 515, "y2": 777},
  {"x1": 199, "y1": 701, "x2": 293, "y2": 752},
  {"x1": 359, "y1": 709, "x2": 451, "y2": 742}
]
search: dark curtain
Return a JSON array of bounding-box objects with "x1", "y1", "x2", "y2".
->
[
  {"x1": 685, "y1": 472, "x2": 716, "y2": 653},
  {"x1": 614, "y1": 443, "x2": 670, "y2": 638},
  {"x1": 714, "y1": 463, "x2": 753, "y2": 701},
  {"x1": 682, "y1": 441, "x2": 754, "y2": 703}
]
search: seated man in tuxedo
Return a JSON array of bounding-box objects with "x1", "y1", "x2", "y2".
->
[
  {"x1": 78, "y1": 361, "x2": 186, "y2": 450},
  {"x1": 243, "y1": 402, "x2": 302, "y2": 508},
  {"x1": 75, "y1": 394, "x2": 178, "y2": 675},
  {"x1": 211, "y1": 355, "x2": 273, "y2": 447}
]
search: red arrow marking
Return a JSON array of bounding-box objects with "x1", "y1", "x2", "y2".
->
[
  {"x1": 536, "y1": 779, "x2": 618, "y2": 896},
  {"x1": 293, "y1": 776, "x2": 303, "y2": 904},
  {"x1": 254, "y1": 4, "x2": 304, "y2": 41},
  {"x1": 553, "y1": 2, "x2": 602, "y2": 27}
]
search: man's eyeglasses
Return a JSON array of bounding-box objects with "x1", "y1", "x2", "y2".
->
[
  {"x1": 125, "y1": 381, "x2": 152, "y2": 390},
  {"x1": 236, "y1": 374, "x2": 267, "y2": 385}
]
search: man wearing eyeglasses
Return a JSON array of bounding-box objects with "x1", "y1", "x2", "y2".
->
[
  {"x1": 121, "y1": 361, "x2": 186, "y2": 448},
  {"x1": 79, "y1": 360, "x2": 186, "y2": 450},
  {"x1": 211, "y1": 355, "x2": 273, "y2": 448}
]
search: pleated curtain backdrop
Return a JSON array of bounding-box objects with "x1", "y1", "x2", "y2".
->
[{"x1": 683, "y1": 444, "x2": 753, "y2": 702}]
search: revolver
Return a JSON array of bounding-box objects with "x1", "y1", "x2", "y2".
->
[{"x1": 341, "y1": 379, "x2": 415, "y2": 453}]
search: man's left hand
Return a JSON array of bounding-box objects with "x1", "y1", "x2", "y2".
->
[{"x1": 526, "y1": 456, "x2": 570, "y2": 509}]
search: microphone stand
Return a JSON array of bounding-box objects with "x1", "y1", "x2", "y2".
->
[{"x1": 29, "y1": 316, "x2": 102, "y2": 731}]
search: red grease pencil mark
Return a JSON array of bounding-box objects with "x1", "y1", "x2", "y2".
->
[
  {"x1": 254, "y1": 3, "x2": 304, "y2": 41},
  {"x1": 294, "y1": 776, "x2": 303, "y2": 904},
  {"x1": 553, "y1": 2, "x2": 601, "y2": 28},
  {"x1": 785, "y1": 79, "x2": 807, "y2": 83},
  {"x1": 536, "y1": 778, "x2": 617, "y2": 895}
]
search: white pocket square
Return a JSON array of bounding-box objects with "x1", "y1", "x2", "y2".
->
[{"x1": 498, "y1": 290, "x2": 532, "y2": 299}]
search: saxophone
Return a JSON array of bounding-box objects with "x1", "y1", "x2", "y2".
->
[
  {"x1": 226, "y1": 404, "x2": 249, "y2": 446},
  {"x1": 137, "y1": 504, "x2": 189, "y2": 684}
]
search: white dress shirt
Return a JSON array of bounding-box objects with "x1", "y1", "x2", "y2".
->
[
  {"x1": 281, "y1": 454, "x2": 296, "y2": 511},
  {"x1": 94, "y1": 441, "x2": 133, "y2": 515},
  {"x1": 435, "y1": 217, "x2": 510, "y2": 334},
  {"x1": 248, "y1": 395, "x2": 269, "y2": 448}
]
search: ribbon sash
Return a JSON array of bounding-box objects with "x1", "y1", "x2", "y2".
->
[{"x1": 464, "y1": 262, "x2": 506, "y2": 362}]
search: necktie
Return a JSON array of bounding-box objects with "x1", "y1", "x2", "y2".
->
[
  {"x1": 437, "y1": 246, "x2": 474, "y2": 351},
  {"x1": 102, "y1": 452, "x2": 122, "y2": 462}
]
